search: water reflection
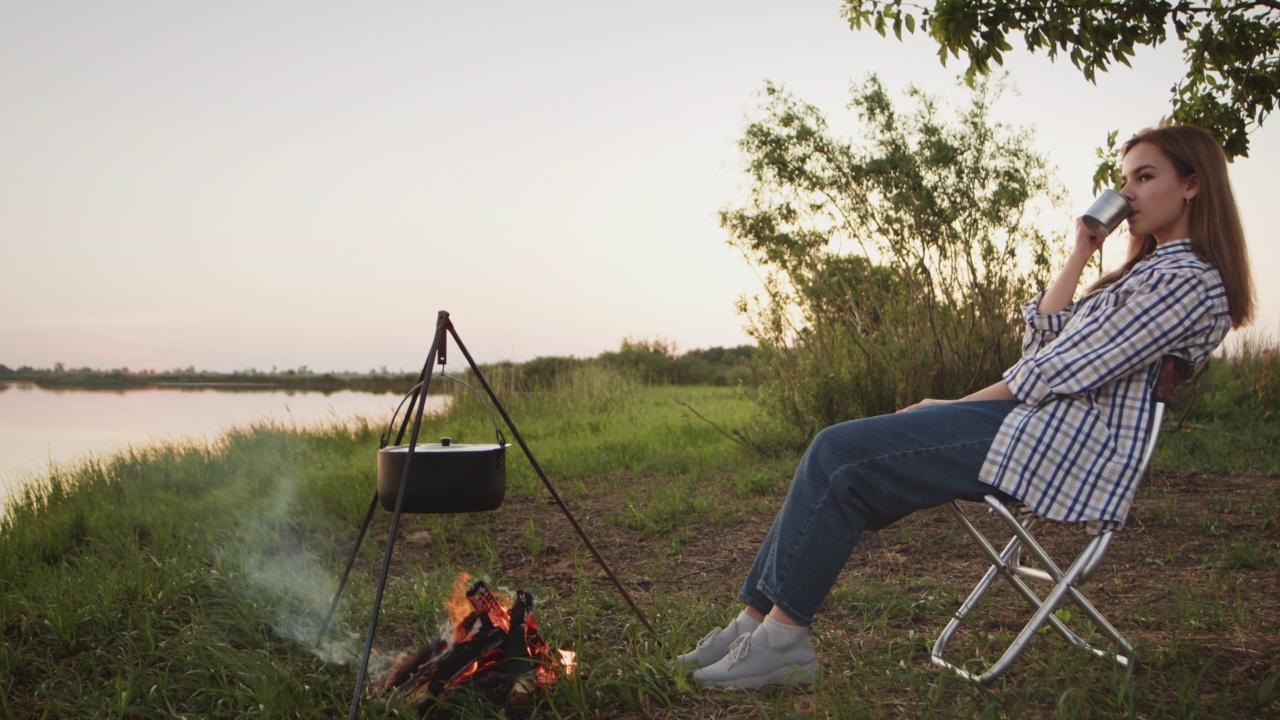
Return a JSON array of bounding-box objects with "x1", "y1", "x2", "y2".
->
[{"x1": 0, "y1": 384, "x2": 449, "y2": 507}]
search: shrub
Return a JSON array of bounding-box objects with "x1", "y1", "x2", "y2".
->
[{"x1": 724, "y1": 76, "x2": 1062, "y2": 437}]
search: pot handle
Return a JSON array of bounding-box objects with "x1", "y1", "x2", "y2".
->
[{"x1": 380, "y1": 371, "x2": 507, "y2": 449}]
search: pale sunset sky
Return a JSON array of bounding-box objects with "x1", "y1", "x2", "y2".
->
[{"x1": 3, "y1": 2, "x2": 1276, "y2": 373}]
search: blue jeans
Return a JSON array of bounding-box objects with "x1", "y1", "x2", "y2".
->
[{"x1": 739, "y1": 400, "x2": 1019, "y2": 626}]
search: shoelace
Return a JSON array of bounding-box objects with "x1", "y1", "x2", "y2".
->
[
  {"x1": 721, "y1": 632, "x2": 753, "y2": 668},
  {"x1": 694, "y1": 627, "x2": 724, "y2": 649}
]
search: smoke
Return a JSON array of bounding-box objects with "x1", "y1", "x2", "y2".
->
[
  {"x1": 242, "y1": 553, "x2": 363, "y2": 665},
  {"x1": 234, "y1": 469, "x2": 384, "y2": 673}
]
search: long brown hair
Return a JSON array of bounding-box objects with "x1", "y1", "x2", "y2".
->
[{"x1": 1089, "y1": 125, "x2": 1254, "y2": 328}]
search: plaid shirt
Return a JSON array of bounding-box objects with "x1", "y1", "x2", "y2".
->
[{"x1": 979, "y1": 239, "x2": 1232, "y2": 529}]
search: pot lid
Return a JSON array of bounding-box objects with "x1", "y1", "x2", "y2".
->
[{"x1": 382, "y1": 442, "x2": 507, "y2": 454}]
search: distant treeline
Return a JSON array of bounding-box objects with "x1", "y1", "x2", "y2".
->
[
  {"x1": 0, "y1": 340, "x2": 756, "y2": 393},
  {"x1": 483, "y1": 339, "x2": 755, "y2": 391},
  {"x1": 0, "y1": 362, "x2": 416, "y2": 394}
]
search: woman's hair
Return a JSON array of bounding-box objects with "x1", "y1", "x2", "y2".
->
[{"x1": 1088, "y1": 124, "x2": 1254, "y2": 328}]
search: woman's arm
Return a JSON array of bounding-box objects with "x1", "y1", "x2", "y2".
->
[
  {"x1": 1007, "y1": 270, "x2": 1220, "y2": 406},
  {"x1": 897, "y1": 380, "x2": 1015, "y2": 413},
  {"x1": 1038, "y1": 218, "x2": 1104, "y2": 315},
  {"x1": 962, "y1": 380, "x2": 1017, "y2": 402},
  {"x1": 905, "y1": 269, "x2": 1219, "y2": 413}
]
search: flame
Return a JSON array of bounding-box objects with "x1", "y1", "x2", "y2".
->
[
  {"x1": 444, "y1": 573, "x2": 474, "y2": 628},
  {"x1": 558, "y1": 649, "x2": 577, "y2": 676},
  {"x1": 444, "y1": 572, "x2": 514, "y2": 634},
  {"x1": 409, "y1": 573, "x2": 577, "y2": 696}
]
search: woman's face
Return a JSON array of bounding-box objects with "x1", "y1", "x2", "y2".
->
[{"x1": 1119, "y1": 141, "x2": 1198, "y2": 244}]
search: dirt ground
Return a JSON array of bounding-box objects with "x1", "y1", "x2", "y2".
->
[{"x1": 377, "y1": 468, "x2": 1279, "y2": 715}]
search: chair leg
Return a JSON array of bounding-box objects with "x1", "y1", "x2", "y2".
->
[
  {"x1": 988, "y1": 500, "x2": 1135, "y2": 666},
  {"x1": 931, "y1": 499, "x2": 1136, "y2": 684},
  {"x1": 930, "y1": 520, "x2": 1017, "y2": 683}
]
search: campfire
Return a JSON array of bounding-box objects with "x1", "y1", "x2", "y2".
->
[{"x1": 377, "y1": 575, "x2": 576, "y2": 712}]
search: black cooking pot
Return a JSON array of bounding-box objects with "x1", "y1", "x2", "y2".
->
[
  {"x1": 376, "y1": 375, "x2": 508, "y2": 514},
  {"x1": 377, "y1": 437, "x2": 507, "y2": 513}
]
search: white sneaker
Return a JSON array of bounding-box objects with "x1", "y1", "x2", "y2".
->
[
  {"x1": 692, "y1": 630, "x2": 819, "y2": 689},
  {"x1": 671, "y1": 627, "x2": 748, "y2": 673}
]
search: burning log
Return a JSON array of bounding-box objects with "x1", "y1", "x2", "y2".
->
[
  {"x1": 503, "y1": 590, "x2": 537, "y2": 709},
  {"x1": 377, "y1": 578, "x2": 574, "y2": 714}
]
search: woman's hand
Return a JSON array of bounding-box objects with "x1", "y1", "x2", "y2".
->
[
  {"x1": 1072, "y1": 216, "x2": 1107, "y2": 260},
  {"x1": 897, "y1": 398, "x2": 956, "y2": 413}
]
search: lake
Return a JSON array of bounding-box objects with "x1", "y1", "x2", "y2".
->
[{"x1": 0, "y1": 383, "x2": 448, "y2": 509}]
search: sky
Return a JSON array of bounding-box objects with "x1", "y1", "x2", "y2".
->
[{"x1": 3, "y1": 1, "x2": 1276, "y2": 374}]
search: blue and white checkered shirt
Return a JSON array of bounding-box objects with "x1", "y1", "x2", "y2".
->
[{"x1": 979, "y1": 239, "x2": 1232, "y2": 529}]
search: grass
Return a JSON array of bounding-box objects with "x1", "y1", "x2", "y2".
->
[
  {"x1": 1159, "y1": 334, "x2": 1280, "y2": 475},
  {"x1": 2, "y1": 363, "x2": 1277, "y2": 718}
]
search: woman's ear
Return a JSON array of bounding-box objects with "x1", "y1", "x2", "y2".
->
[{"x1": 1184, "y1": 173, "x2": 1200, "y2": 203}]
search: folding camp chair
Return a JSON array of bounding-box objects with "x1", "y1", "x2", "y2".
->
[{"x1": 931, "y1": 355, "x2": 1192, "y2": 684}]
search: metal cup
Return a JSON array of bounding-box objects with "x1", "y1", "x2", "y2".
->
[{"x1": 1081, "y1": 188, "x2": 1132, "y2": 237}]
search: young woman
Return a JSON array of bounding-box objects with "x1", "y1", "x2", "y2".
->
[{"x1": 673, "y1": 124, "x2": 1255, "y2": 689}]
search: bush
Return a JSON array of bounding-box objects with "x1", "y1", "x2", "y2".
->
[{"x1": 724, "y1": 76, "x2": 1063, "y2": 438}]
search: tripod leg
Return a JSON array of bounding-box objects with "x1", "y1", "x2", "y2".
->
[
  {"x1": 348, "y1": 501, "x2": 408, "y2": 720},
  {"x1": 446, "y1": 321, "x2": 658, "y2": 642},
  {"x1": 348, "y1": 313, "x2": 446, "y2": 719},
  {"x1": 317, "y1": 493, "x2": 379, "y2": 642}
]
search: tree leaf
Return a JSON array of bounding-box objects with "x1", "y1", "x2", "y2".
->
[{"x1": 840, "y1": 0, "x2": 1276, "y2": 159}]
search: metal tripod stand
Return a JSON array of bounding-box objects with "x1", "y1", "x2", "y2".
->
[{"x1": 318, "y1": 311, "x2": 656, "y2": 718}]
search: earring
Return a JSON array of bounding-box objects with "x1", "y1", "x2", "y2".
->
[{"x1": 1184, "y1": 197, "x2": 1191, "y2": 206}]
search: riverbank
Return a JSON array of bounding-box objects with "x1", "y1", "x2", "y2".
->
[{"x1": 2, "y1": 376, "x2": 1277, "y2": 718}]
